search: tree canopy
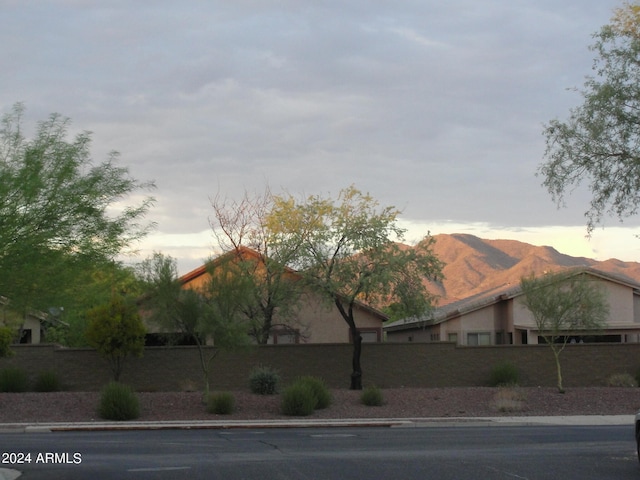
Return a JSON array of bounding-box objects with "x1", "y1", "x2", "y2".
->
[
  {"x1": 520, "y1": 270, "x2": 609, "y2": 393},
  {"x1": 270, "y1": 185, "x2": 443, "y2": 389},
  {"x1": 540, "y1": 2, "x2": 640, "y2": 232},
  {"x1": 209, "y1": 188, "x2": 305, "y2": 344},
  {"x1": 85, "y1": 295, "x2": 146, "y2": 381},
  {"x1": 139, "y1": 253, "x2": 250, "y2": 396},
  {"x1": 0, "y1": 104, "x2": 155, "y2": 314}
]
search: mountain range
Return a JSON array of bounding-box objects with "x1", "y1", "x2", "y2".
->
[{"x1": 423, "y1": 233, "x2": 640, "y2": 306}]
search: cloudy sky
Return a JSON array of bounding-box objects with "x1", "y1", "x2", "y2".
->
[{"x1": 3, "y1": 0, "x2": 636, "y2": 274}]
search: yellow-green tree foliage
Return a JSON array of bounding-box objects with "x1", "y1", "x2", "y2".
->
[{"x1": 85, "y1": 296, "x2": 146, "y2": 381}]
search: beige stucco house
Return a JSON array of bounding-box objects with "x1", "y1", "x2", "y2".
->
[
  {"x1": 1, "y1": 296, "x2": 66, "y2": 344},
  {"x1": 174, "y1": 247, "x2": 386, "y2": 344},
  {"x1": 385, "y1": 268, "x2": 640, "y2": 345}
]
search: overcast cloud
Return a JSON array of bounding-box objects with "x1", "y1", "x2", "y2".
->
[{"x1": 2, "y1": 0, "x2": 634, "y2": 273}]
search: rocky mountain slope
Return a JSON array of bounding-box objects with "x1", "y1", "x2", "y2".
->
[{"x1": 423, "y1": 233, "x2": 640, "y2": 305}]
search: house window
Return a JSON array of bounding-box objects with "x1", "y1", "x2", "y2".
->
[
  {"x1": 430, "y1": 333, "x2": 440, "y2": 342},
  {"x1": 467, "y1": 332, "x2": 491, "y2": 346},
  {"x1": 447, "y1": 333, "x2": 458, "y2": 343}
]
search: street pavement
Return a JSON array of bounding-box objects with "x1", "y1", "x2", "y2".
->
[{"x1": 0, "y1": 414, "x2": 635, "y2": 480}]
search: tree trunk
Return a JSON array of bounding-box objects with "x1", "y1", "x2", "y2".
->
[
  {"x1": 335, "y1": 297, "x2": 364, "y2": 390},
  {"x1": 553, "y1": 348, "x2": 565, "y2": 394},
  {"x1": 350, "y1": 329, "x2": 363, "y2": 390}
]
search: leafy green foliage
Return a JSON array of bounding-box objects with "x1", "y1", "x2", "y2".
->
[
  {"x1": 360, "y1": 385, "x2": 384, "y2": 406},
  {"x1": 33, "y1": 370, "x2": 62, "y2": 392},
  {"x1": 249, "y1": 366, "x2": 280, "y2": 395},
  {"x1": 296, "y1": 376, "x2": 332, "y2": 409},
  {"x1": 540, "y1": 5, "x2": 640, "y2": 232},
  {"x1": 280, "y1": 382, "x2": 317, "y2": 416},
  {"x1": 139, "y1": 253, "x2": 251, "y2": 397},
  {"x1": 0, "y1": 326, "x2": 14, "y2": 358},
  {"x1": 0, "y1": 367, "x2": 29, "y2": 392},
  {"x1": 488, "y1": 361, "x2": 519, "y2": 387},
  {"x1": 269, "y1": 185, "x2": 443, "y2": 389},
  {"x1": 0, "y1": 103, "x2": 155, "y2": 315},
  {"x1": 520, "y1": 270, "x2": 609, "y2": 392},
  {"x1": 85, "y1": 295, "x2": 146, "y2": 381},
  {"x1": 98, "y1": 382, "x2": 140, "y2": 421},
  {"x1": 206, "y1": 392, "x2": 236, "y2": 415}
]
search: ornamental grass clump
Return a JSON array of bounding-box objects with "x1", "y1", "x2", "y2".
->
[
  {"x1": 98, "y1": 382, "x2": 140, "y2": 421},
  {"x1": 281, "y1": 382, "x2": 317, "y2": 416},
  {"x1": 296, "y1": 376, "x2": 332, "y2": 409},
  {"x1": 33, "y1": 370, "x2": 62, "y2": 392},
  {"x1": 488, "y1": 361, "x2": 519, "y2": 387},
  {"x1": 360, "y1": 385, "x2": 384, "y2": 406},
  {"x1": 206, "y1": 392, "x2": 236, "y2": 415},
  {"x1": 0, "y1": 367, "x2": 29, "y2": 392},
  {"x1": 607, "y1": 373, "x2": 638, "y2": 388}
]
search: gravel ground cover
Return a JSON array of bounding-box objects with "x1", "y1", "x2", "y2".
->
[{"x1": 1, "y1": 387, "x2": 639, "y2": 423}]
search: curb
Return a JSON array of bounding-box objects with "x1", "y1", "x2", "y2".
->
[{"x1": 0, "y1": 415, "x2": 634, "y2": 433}]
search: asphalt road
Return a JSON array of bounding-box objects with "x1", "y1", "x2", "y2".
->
[{"x1": 1, "y1": 425, "x2": 638, "y2": 479}]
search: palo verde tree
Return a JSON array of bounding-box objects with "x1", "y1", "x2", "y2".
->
[
  {"x1": 540, "y1": 2, "x2": 640, "y2": 232},
  {"x1": 210, "y1": 187, "x2": 306, "y2": 344},
  {"x1": 270, "y1": 186, "x2": 443, "y2": 390},
  {"x1": 520, "y1": 270, "x2": 609, "y2": 393},
  {"x1": 85, "y1": 295, "x2": 146, "y2": 382},
  {"x1": 139, "y1": 253, "x2": 250, "y2": 397},
  {"x1": 0, "y1": 103, "x2": 155, "y2": 316}
]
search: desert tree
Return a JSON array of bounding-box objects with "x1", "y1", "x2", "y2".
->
[
  {"x1": 270, "y1": 186, "x2": 443, "y2": 389},
  {"x1": 209, "y1": 187, "x2": 307, "y2": 344},
  {"x1": 0, "y1": 103, "x2": 155, "y2": 317},
  {"x1": 139, "y1": 253, "x2": 250, "y2": 397},
  {"x1": 520, "y1": 270, "x2": 609, "y2": 393},
  {"x1": 85, "y1": 295, "x2": 146, "y2": 382},
  {"x1": 540, "y1": 2, "x2": 640, "y2": 232}
]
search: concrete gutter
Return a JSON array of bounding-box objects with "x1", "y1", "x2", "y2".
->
[{"x1": 0, "y1": 415, "x2": 634, "y2": 433}]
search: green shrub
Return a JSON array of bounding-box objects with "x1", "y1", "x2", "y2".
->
[
  {"x1": 281, "y1": 382, "x2": 317, "y2": 416},
  {"x1": 361, "y1": 385, "x2": 384, "y2": 406},
  {"x1": 98, "y1": 382, "x2": 140, "y2": 421},
  {"x1": 33, "y1": 370, "x2": 62, "y2": 392},
  {"x1": 297, "y1": 376, "x2": 332, "y2": 409},
  {"x1": 0, "y1": 327, "x2": 14, "y2": 358},
  {"x1": 488, "y1": 361, "x2": 519, "y2": 387},
  {"x1": 0, "y1": 367, "x2": 29, "y2": 392},
  {"x1": 249, "y1": 366, "x2": 280, "y2": 395},
  {"x1": 207, "y1": 392, "x2": 236, "y2": 415},
  {"x1": 607, "y1": 373, "x2": 638, "y2": 388}
]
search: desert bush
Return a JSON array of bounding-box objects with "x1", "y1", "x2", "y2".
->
[
  {"x1": 249, "y1": 366, "x2": 280, "y2": 395},
  {"x1": 360, "y1": 385, "x2": 384, "y2": 406},
  {"x1": 297, "y1": 376, "x2": 332, "y2": 409},
  {"x1": 0, "y1": 367, "x2": 29, "y2": 392},
  {"x1": 607, "y1": 373, "x2": 638, "y2": 388},
  {"x1": 281, "y1": 382, "x2": 317, "y2": 416},
  {"x1": 488, "y1": 361, "x2": 519, "y2": 387},
  {"x1": 33, "y1": 370, "x2": 62, "y2": 392},
  {"x1": 98, "y1": 382, "x2": 140, "y2": 421},
  {"x1": 0, "y1": 327, "x2": 14, "y2": 358},
  {"x1": 490, "y1": 388, "x2": 527, "y2": 412},
  {"x1": 207, "y1": 392, "x2": 236, "y2": 415}
]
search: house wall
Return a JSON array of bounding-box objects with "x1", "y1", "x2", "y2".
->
[
  {"x1": 295, "y1": 295, "x2": 382, "y2": 343},
  {"x1": 175, "y1": 263, "x2": 384, "y2": 344},
  {"x1": 4, "y1": 342, "x2": 640, "y2": 391},
  {"x1": 388, "y1": 275, "x2": 640, "y2": 346}
]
